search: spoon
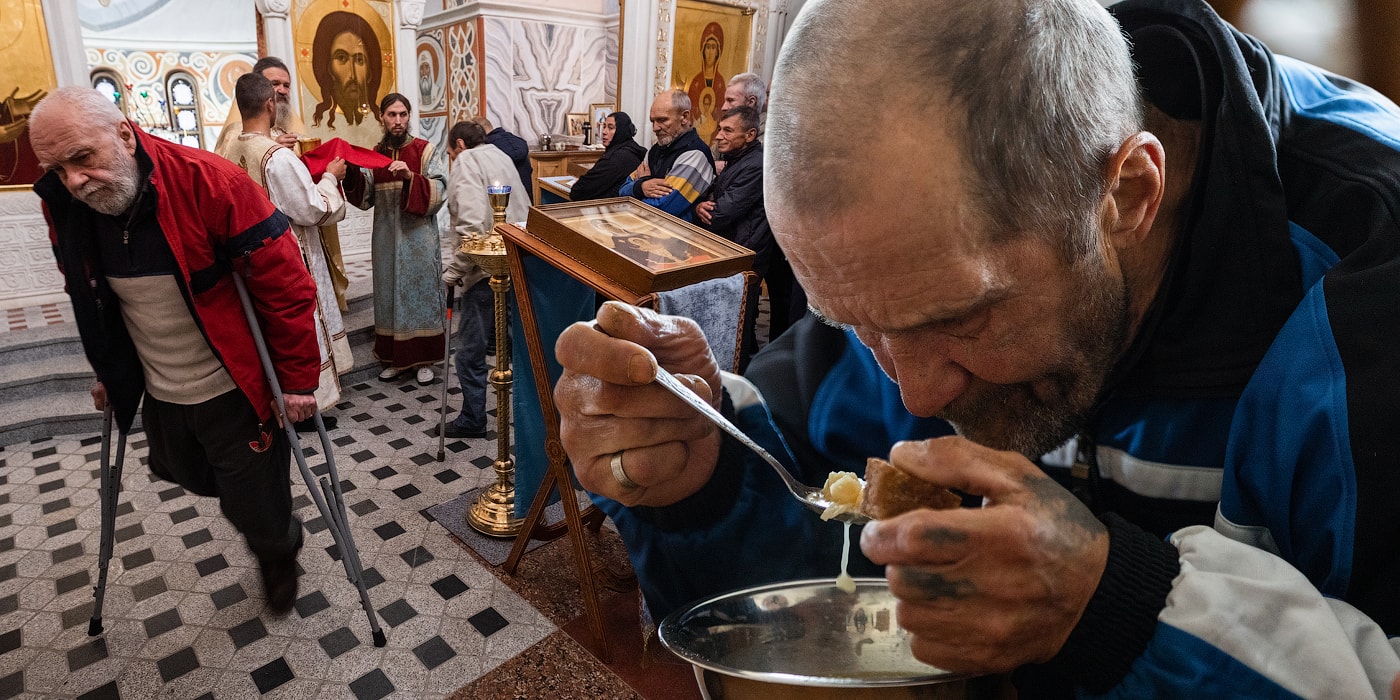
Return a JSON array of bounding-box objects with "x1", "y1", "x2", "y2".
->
[{"x1": 650, "y1": 364, "x2": 871, "y2": 525}]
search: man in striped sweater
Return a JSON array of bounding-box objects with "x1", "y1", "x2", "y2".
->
[{"x1": 620, "y1": 89, "x2": 715, "y2": 222}]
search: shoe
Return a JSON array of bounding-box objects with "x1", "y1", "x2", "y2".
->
[
  {"x1": 261, "y1": 557, "x2": 298, "y2": 614},
  {"x1": 378, "y1": 366, "x2": 404, "y2": 381},
  {"x1": 416, "y1": 367, "x2": 435, "y2": 385},
  {"x1": 434, "y1": 422, "x2": 487, "y2": 439},
  {"x1": 293, "y1": 415, "x2": 337, "y2": 432}
]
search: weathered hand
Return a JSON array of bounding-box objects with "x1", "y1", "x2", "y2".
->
[
  {"x1": 640, "y1": 179, "x2": 673, "y2": 199},
  {"x1": 554, "y1": 301, "x2": 722, "y2": 507},
  {"x1": 91, "y1": 381, "x2": 107, "y2": 411},
  {"x1": 860, "y1": 437, "x2": 1108, "y2": 675},
  {"x1": 277, "y1": 393, "x2": 318, "y2": 426},
  {"x1": 275, "y1": 132, "x2": 299, "y2": 149},
  {"x1": 696, "y1": 200, "x2": 715, "y2": 225}
]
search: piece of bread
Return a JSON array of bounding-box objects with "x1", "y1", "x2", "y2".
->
[{"x1": 859, "y1": 457, "x2": 961, "y2": 519}]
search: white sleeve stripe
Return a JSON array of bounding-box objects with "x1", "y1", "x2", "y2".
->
[
  {"x1": 1213, "y1": 507, "x2": 1283, "y2": 557},
  {"x1": 1096, "y1": 445, "x2": 1223, "y2": 502}
]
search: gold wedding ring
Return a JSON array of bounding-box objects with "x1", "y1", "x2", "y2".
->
[{"x1": 610, "y1": 451, "x2": 640, "y2": 490}]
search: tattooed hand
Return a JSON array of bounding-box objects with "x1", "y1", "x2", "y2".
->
[{"x1": 859, "y1": 437, "x2": 1108, "y2": 675}]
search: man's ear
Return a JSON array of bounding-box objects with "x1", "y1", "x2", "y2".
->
[
  {"x1": 116, "y1": 120, "x2": 137, "y2": 156},
  {"x1": 1102, "y1": 131, "x2": 1165, "y2": 251}
]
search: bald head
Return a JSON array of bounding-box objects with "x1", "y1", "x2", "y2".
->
[
  {"x1": 31, "y1": 86, "x2": 126, "y2": 136},
  {"x1": 768, "y1": 0, "x2": 1142, "y2": 259},
  {"x1": 31, "y1": 87, "x2": 141, "y2": 216},
  {"x1": 649, "y1": 89, "x2": 693, "y2": 147}
]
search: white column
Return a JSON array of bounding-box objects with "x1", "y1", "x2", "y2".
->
[
  {"x1": 254, "y1": 0, "x2": 301, "y2": 115},
  {"x1": 396, "y1": 0, "x2": 426, "y2": 118},
  {"x1": 619, "y1": 0, "x2": 659, "y2": 146},
  {"x1": 42, "y1": 0, "x2": 87, "y2": 87},
  {"x1": 761, "y1": 0, "x2": 789, "y2": 83}
]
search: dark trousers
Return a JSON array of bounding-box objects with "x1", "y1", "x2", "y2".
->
[
  {"x1": 142, "y1": 388, "x2": 301, "y2": 562},
  {"x1": 452, "y1": 278, "x2": 493, "y2": 432}
]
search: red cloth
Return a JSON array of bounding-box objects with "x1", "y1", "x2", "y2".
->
[{"x1": 301, "y1": 137, "x2": 392, "y2": 180}]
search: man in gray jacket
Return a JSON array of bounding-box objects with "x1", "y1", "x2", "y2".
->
[{"x1": 439, "y1": 120, "x2": 528, "y2": 439}]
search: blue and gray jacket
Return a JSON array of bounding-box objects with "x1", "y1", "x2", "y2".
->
[{"x1": 596, "y1": 0, "x2": 1400, "y2": 696}]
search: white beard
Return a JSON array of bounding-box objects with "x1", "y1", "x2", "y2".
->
[
  {"x1": 80, "y1": 155, "x2": 140, "y2": 216},
  {"x1": 274, "y1": 98, "x2": 293, "y2": 132}
]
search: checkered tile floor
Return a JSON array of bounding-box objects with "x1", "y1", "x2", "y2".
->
[{"x1": 0, "y1": 376, "x2": 557, "y2": 699}]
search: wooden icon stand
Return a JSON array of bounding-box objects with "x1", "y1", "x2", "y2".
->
[{"x1": 496, "y1": 202, "x2": 754, "y2": 663}]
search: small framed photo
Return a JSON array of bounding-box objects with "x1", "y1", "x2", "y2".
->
[
  {"x1": 589, "y1": 102, "x2": 614, "y2": 130},
  {"x1": 565, "y1": 112, "x2": 590, "y2": 137},
  {"x1": 525, "y1": 197, "x2": 754, "y2": 294}
]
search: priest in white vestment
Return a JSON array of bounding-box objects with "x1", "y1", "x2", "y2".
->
[{"x1": 225, "y1": 72, "x2": 352, "y2": 429}]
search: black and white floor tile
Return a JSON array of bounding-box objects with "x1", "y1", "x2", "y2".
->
[{"x1": 0, "y1": 378, "x2": 555, "y2": 699}]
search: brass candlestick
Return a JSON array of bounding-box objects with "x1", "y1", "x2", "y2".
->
[{"x1": 463, "y1": 185, "x2": 523, "y2": 537}]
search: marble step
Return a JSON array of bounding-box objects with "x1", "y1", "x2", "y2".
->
[
  {"x1": 0, "y1": 353, "x2": 95, "y2": 402},
  {"x1": 0, "y1": 322, "x2": 84, "y2": 365}
]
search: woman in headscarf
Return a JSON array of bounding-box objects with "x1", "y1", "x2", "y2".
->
[{"x1": 569, "y1": 112, "x2": 647, "y2": 201}]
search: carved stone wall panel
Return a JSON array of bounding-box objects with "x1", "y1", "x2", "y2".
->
[
  {"x1": 338, "y1": 206, "x2": 374, "y2": 264},
  {"x1": 0, "y1": 193, "x2": 65, "y2": 308}
]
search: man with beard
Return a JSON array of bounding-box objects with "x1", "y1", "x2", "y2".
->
[
  {"x1": 225, "y1": 72, "x2": 350, "y2": 432},
  {"x1": 552, "y1": 0, "x2": 1400, "y2": 696},
  {"x1": 214, "y1": 57, "x2": 302, "y2": 155},
  {"x1": 310, "y1": 11, "x2": 383, "y2": 130},
  {"x1": 342, "y1": 93, "x2": 447, "y2": 386},
  {"x1": 214, "y1": 56, "x2": 352, "y2": 313},
  {"x1": 32, "y1": 87, "x2": 318, "y2": 614},
  {"x1": 619, "y1": 89, "x2": 715, "y2": 222}
]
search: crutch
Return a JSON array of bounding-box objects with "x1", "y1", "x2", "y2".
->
[
  {"x1": 88, "y1": 403, "x2": 127, "y2": 636},
  {"x1": 438, "y1": 285, "x2": 456, "y2": 462},
  {"x1": 232, "y1": 270, "x2": 386, "y2": 646}
]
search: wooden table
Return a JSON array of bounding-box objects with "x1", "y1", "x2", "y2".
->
[{"x1": 527, "y1": 149, "x2": 601, "y2": 204}]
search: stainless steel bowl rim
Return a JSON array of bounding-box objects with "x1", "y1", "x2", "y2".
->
[{"x1": 659, "y1": 577, "x2": 968, "y2": 688}]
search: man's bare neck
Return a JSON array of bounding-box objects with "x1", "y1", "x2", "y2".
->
[{"x1": 241, "y1": 114, "x2": 274, "y2": 137}]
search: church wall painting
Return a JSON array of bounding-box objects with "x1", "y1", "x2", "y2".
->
[
  {"x1": 292, "y1": 0, "x2": 398, "y2": 149},
  {"x1": 0, "y1": 0, "x2": 57, "y2": 190},
  {"x1": 84, "y1": 48, "x2": 254, "y2": 152},
  {"x1": 670, "y1": 0, "x2": 753, "y2": 144},
  {"x1": 415, "y1": 16, "x2": 483, "y2": 184},
  {"x1": 417, "y1": 31, "x2": 447, "y2": 117}
]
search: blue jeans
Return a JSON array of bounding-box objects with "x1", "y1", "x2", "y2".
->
[{"x1": 453, "y1": 279, "x2": 493, "y2": 431}]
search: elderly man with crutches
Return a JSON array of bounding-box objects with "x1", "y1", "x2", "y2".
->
[{"x1": 32, "y1": 87, "x2": 381, "y2": 642}]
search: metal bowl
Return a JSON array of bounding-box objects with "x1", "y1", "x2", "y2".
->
[{"x1": 660, "y1": 578, "x2": 983, "y2": 698}]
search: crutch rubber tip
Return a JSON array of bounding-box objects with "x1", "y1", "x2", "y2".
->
[
  {"x1": 88, "y1": 618, "x2": 103, "y2": 636},
  {"x1": 436, "y1": 450, "x2": 444, "y2": 462},
  {"x1": 373, "y1": 630, "x2": 387, "y2": 647}
]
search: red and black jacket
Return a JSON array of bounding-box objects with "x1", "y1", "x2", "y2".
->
[{"x1": 38, "y1": 124, "x2": 319, "y2": 431}]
